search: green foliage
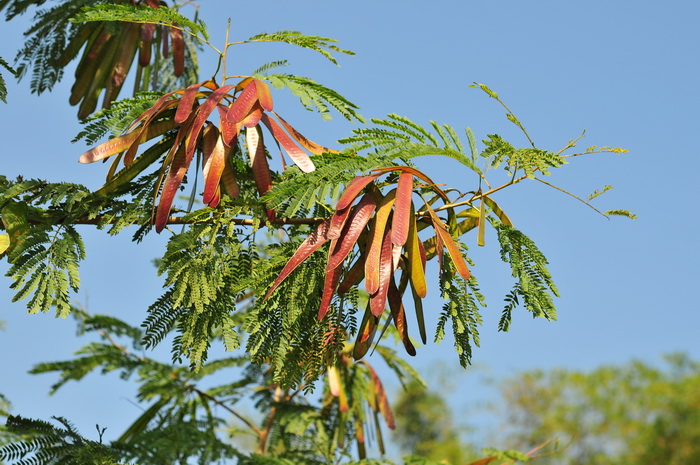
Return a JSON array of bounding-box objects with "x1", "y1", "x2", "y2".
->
[
  {"x1": 603, "y1": 209, "x2": 637, "y2": 219},
  {"x1": 72, "y1": 3, "x2": 209, "y2": 40},
  {"x1": 339, "y1": 114, "x2": 481, "y2": 173},
  {"x1": 480, "y1": 134, "x2": 565, "y2": 178},
  {"x1": 5, "y1": 222, "x2": 85, "y2": 317},
  {"x1": 244, "y1": 30, "x2": 354, "y2": 65},
  {"x1": 499, "y1": 354, "x2": 700, "y2": 465},
  {"x1": 244, "y1": 238, "x2": 343, "y2": 386},
  {"x1": 263, "y1": 152, "x2": 397, "y2": 217},
  {"x1": 4, "y1": 0, "x2": 89, "y2": 94},
  {"x1": 496, "y1": 225, "x2": 558, "y2": 328},
  {"x1": 0, "y1": 416, "x2": 119, "y2": 465},
  {"x1": 0, "y1": 55, "x2": 17, "y2": 103},
  {"x1": 393, "y1": 380, "x2": 479, "y2": 464},
  {"x1": 266, "y1": 73, "x2": 364, "y2": 121},
  {"x1": 435, "y1": 266, "x2": 486, "y2": 368}
]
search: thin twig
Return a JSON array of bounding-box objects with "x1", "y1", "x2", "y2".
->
[{"x1": 533, "y1": 177, "x2": 609, "y2": 219}]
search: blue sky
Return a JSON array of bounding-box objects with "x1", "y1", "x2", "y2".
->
[{"x1": 1, "y1": 0, "x2": 699, "y2": 456}]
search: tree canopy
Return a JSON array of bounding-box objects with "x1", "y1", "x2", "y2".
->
[{"x1": 0, "y1": 1, "x2": 633, "y2": 464}]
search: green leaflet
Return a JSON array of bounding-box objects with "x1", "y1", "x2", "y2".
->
[
  {"x1": 0, "y1": 55, "x2": 17, "y2": 103},
  {"x1": 244, "y1": 30, "x2": 354, "y2": 65},
  {"x1": 497, "y1": 224, "x2": 559, "y2": 323},
  {"x1": 6, "y1": 223, "x2": 85, "y2": 317},
  {"x1": 72, "y1": 3, "x2": 208, "y2": 40},
  {"x1": 265, "y1": 73, "x2": 363, "y2": 122}
]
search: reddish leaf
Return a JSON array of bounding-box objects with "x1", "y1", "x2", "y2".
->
[
  {"x1": 227, "y1": 80, "x2": 258, "y2": 124},
  {"x1": 370, "y1": 227, "x2": 394, "y2": 317},
  {"x1": 161, "y1": 25, "x2": 169, "y2": 57},
  {"x1": 353, "y1": 304, "x2": 379, "y2": 360},
  {"x1": 128, "y1": 89, "x2": 179, "y2": 130},
  {"x1": 109, "y1": 23, "x2": 139, "y2": 90},
  {"x1": 264, "y1": 219, "x2": 332, "y2": 299},
  {"x1": 260, "y1": 113, "x2": 315, "y2": 173},
  {"x1": 388, "y1": 277, "x2": 416, "y2": 356},
  {"x1": 318, "y1": 264, "x2": 342, "y2": 320},
  {"x1": 234, "y1": 76, "x2": 254, "y2": 92},
  {"x1": 124, "y1": 97, "x2": 181, "y2": 164},
  {"x1": 365, "y1": 190, "x2": 396, "y2": 295},
  {"x1": 336, "y1": 174, "x2": 381, "y2": 211},
  {"x1": 327, "y1": 193, "x2": 377, "y2": 271},
  {"x1": 272, "y1": 111, "x2": 339, "y2": 155},
  {"x1": 255, "y1": 78, "x2": 274, "y2": 111},
  {"x1": 391, "y1": 172, "x2": 413, "y2": 246}
]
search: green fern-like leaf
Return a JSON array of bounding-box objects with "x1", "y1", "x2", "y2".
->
[
  {"x1": 481, "y1": 134, "x2": 565, "y2": 177},
  {"x1": 266, "y1": 73, "x2": 363, "y2": 122},
  {"x1": 604, "y1": 209, "x2": 637, "y2": 219},
  {"x1": 435, "y1": 266, "x2": 485, "y2": 368},
  {"x1": 340, "y1": 114, "x2": 481, "y2": 173},
  {"x1": 244, "y1": 30, "x2": 354, "y2": 65},
  {"x1": 263, "y1": 152, "x2": 396, "y2": 216},
  {"x1": 0, "y1": 55, "x2": 17, "y2": 103},
  {"x1": 8, "y1": 1, "x2": 88, "y2": 95},
  {"x1": 497, "y1": 225, "x2": 559, "y2": 322},
  {"x1": 72, "y1": 3, "x2": 209, "y2": 39},
  {"x1": 0, "y1": 415, "x2": 119, "y2": 465},
  {"x1": 6, "y1": 223, "x2": 85, "y2": 317}
]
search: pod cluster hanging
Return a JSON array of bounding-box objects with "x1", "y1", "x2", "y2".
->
[
  {"x1": 65, "y1": 0, "x2": 186, "y2": 118},
  {"x1": 79, "y1": 78, "x2": 335, "y2": 232},
  {"x1": 265, "y1": 166, "x2": 471, "y2": 359}
]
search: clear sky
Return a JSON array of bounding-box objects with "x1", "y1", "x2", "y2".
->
[{"x1": 1, "y1": 0, "x2": 699, "y2": 456}]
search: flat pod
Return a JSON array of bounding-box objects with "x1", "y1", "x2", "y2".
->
[
  {"x1": 370, "y1": 226, "x2": 394, "y2": 317},
  {"x1": 326, "y1": 193, "x2": 377, "y2": 271},
  {"x1": 227, "y1": 80, "x2": 259, "y2": 124},
  {"x1": 391, "y1": 171, "x2": 413, "y2": 246},
  {"x1": 365, "y1": 190, "x2": 397, "y2": 295},
  {"x1": 336, "y1": 174, "x2": 381, "y2": 211},
  {"x1": 260, "y1": 113, "x2": 315, "y2": 173},
  {"x1": 264, "y1": 219, "x2": 332, "y2": 300}
]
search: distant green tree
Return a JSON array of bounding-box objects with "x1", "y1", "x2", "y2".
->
[
  {"x1": 392, "y1": 380, "x2": 479, "y2": 464},
  {"x1": 498, "y1": 354, "x2": 700, "y2": 465}
]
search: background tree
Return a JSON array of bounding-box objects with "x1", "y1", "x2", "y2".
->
[
  {"x1": 392, "y1": 379, "x2": 480, "y2": 464},
  {"x1": 497, "y1": 354, "x2": 700, "y2": 465}
]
